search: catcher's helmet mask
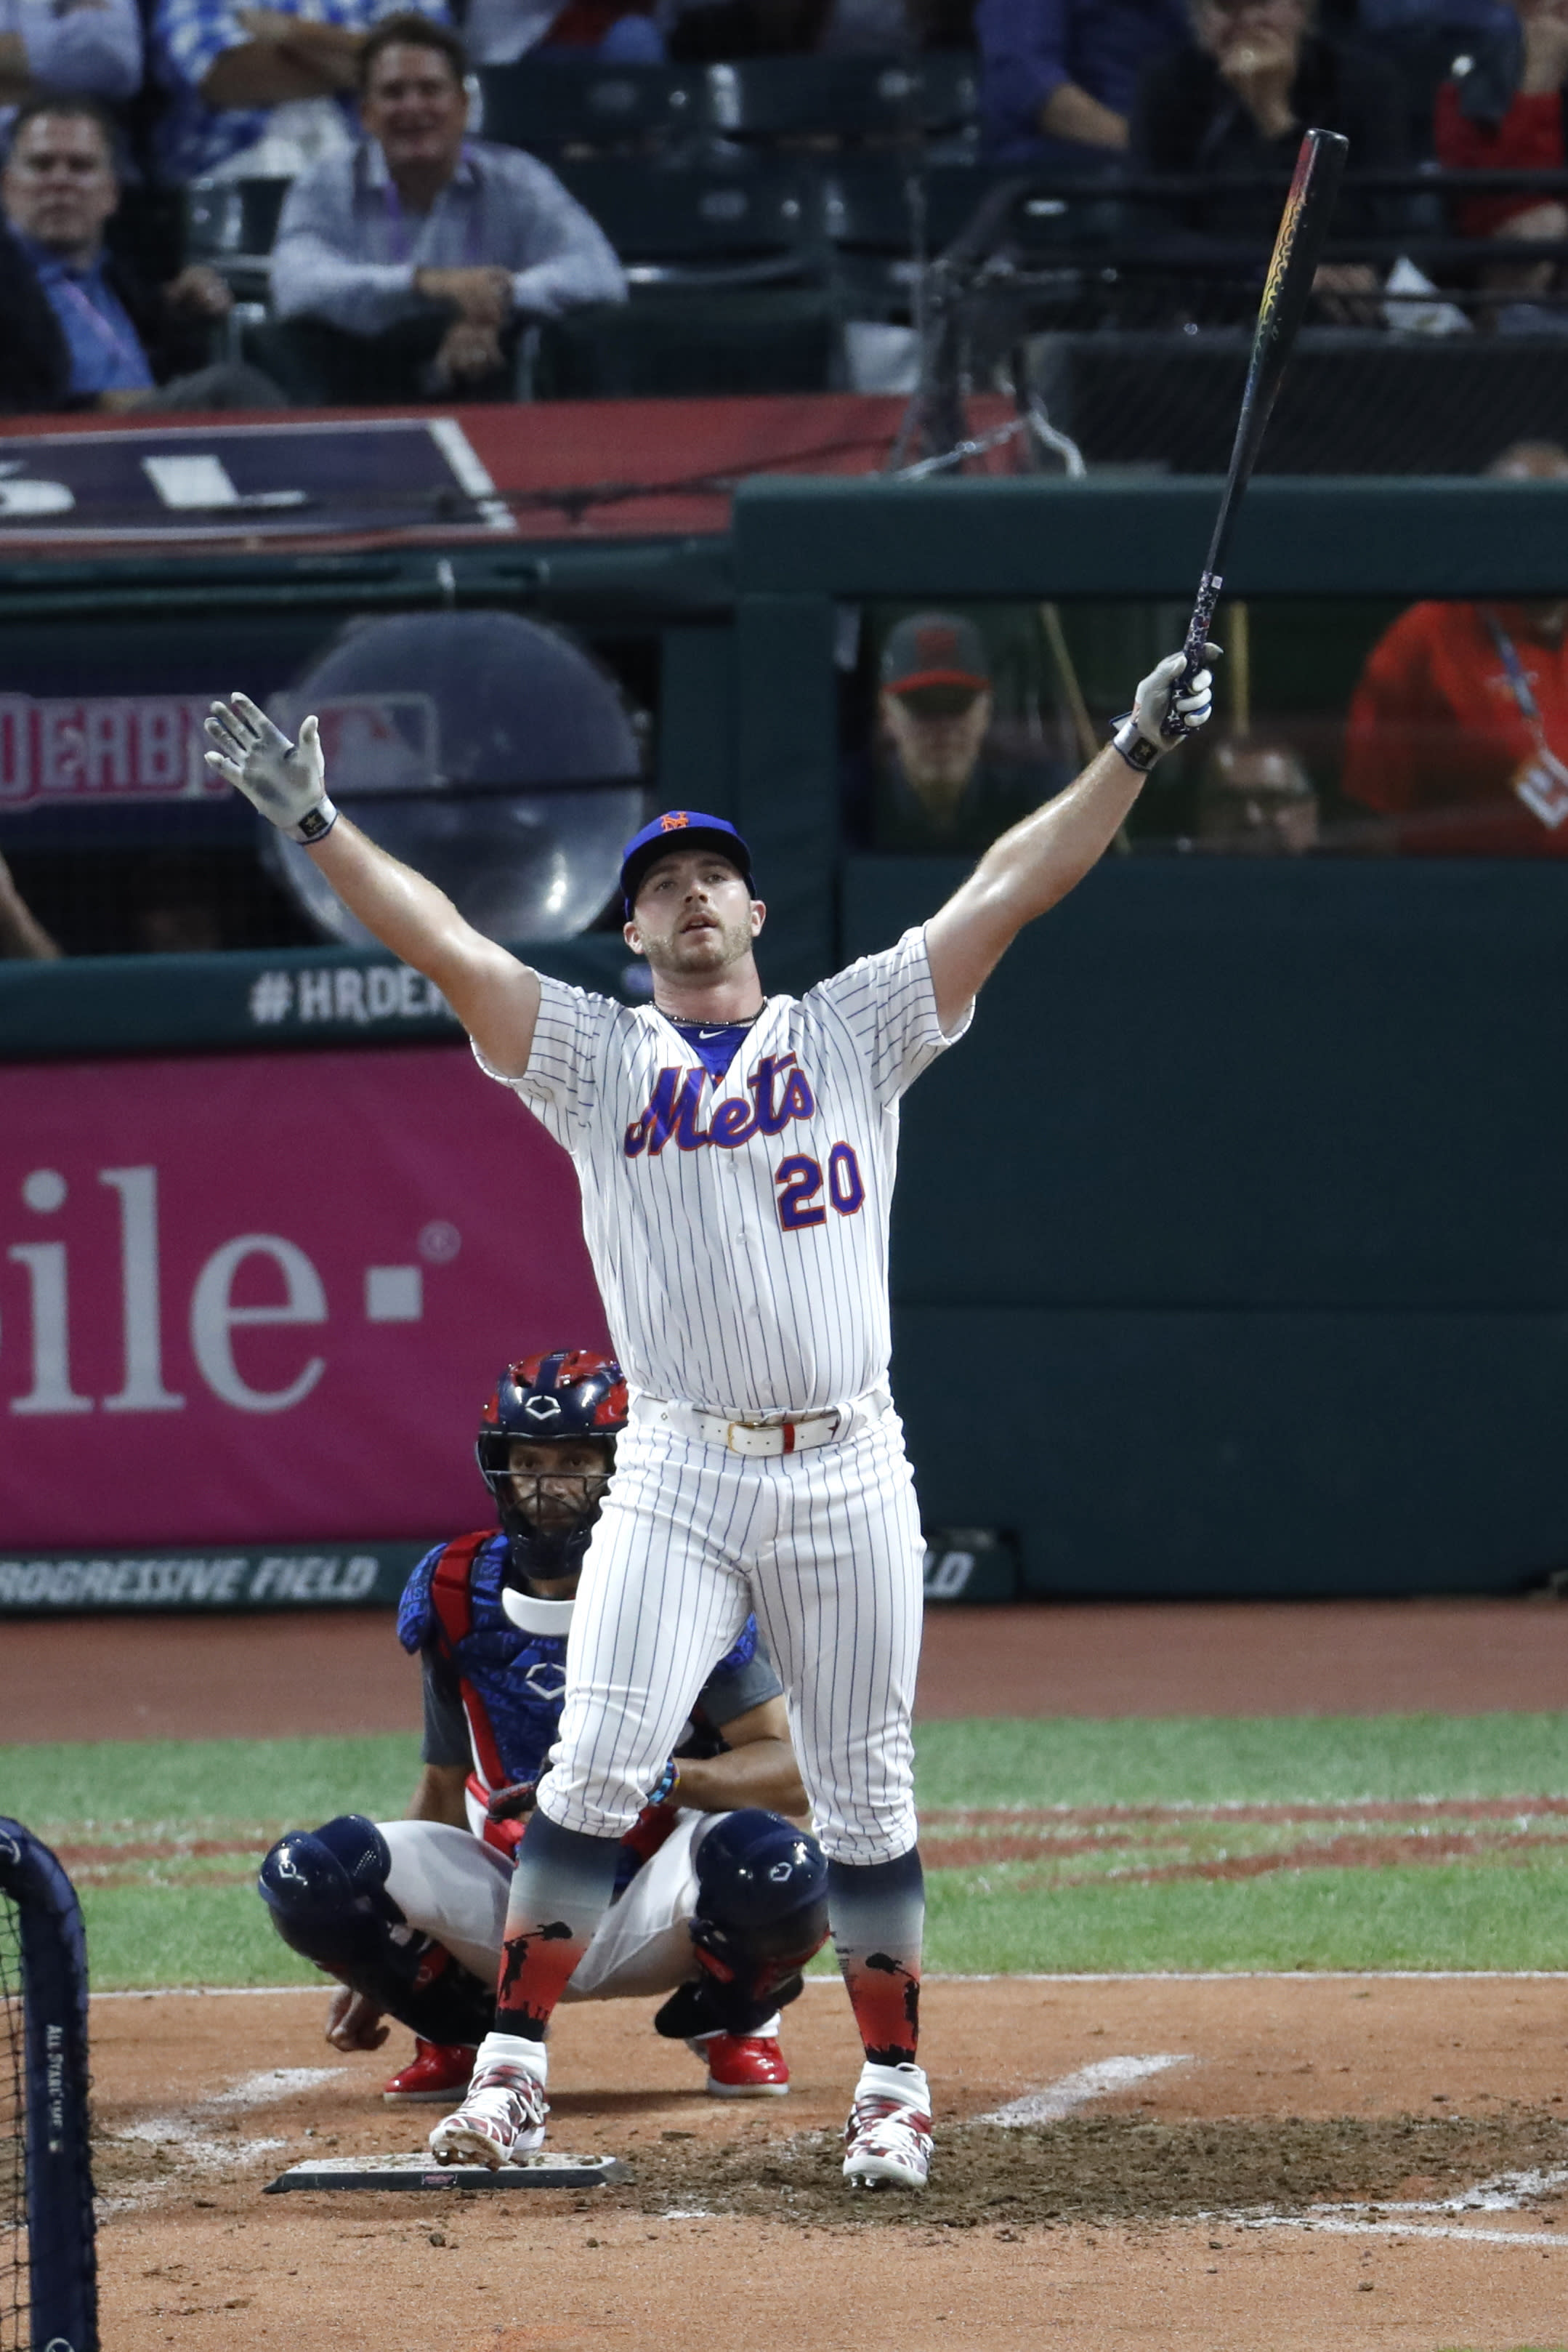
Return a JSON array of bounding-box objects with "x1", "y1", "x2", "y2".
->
[{"x1": 477, "y1": 1350, "x2": 628, "y2": 1595}]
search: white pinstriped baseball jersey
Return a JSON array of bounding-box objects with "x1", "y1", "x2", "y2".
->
[{"x1": 477, "y1": 925, "x2": 971, "y2": 1416}]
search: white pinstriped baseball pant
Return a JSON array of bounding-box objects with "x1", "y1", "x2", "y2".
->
[
  {"x1": 537, "y1": 1401, "x2": 925, "y2": 1866},
  {"x1": 381, "y1": 1813, "x2": 711, "y2": 2000}
]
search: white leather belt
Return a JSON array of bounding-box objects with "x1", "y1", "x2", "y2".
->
[{"x1": 637, "y1": 1390, "x2": 889, "y2": 1457}]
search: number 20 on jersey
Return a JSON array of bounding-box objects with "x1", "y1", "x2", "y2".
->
[{"x1": 775, "y1": 1145, "x2": 865, "y2": 1231}]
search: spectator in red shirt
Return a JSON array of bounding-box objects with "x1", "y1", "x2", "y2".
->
[
  {"x1": 1341, "y1": 439, "x2": 1568, "y2": 853},
  {"x1": 1436, "y1": 1, "x2": 1568, "y2": 318}
]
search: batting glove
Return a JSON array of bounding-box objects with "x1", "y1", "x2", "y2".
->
[
  {"x1": 203, "y1": 692, "x2": 337, "y2": 845},
  {"x1": 485, "y1": 1780, "x2": 538, "y2": 1825},
  {"x1": 1111, "y1": 645, "x2": 1219, "y2": 773}
]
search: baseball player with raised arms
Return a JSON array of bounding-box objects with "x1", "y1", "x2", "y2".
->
[
  {"x1": 256, "y1": 1350, "x2": 828, "y2": 2103},
  {"x1": 206, "y1": 639, "x2": 1213, "y2": 2189}
]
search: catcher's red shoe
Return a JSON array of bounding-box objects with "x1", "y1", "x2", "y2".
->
[
  {"x1": 702, "y1": 2033, "x2": 790, "y2": 2098},
  {"x1": 381, "y1": 2040, "x2": 476, "y2": 2105}
]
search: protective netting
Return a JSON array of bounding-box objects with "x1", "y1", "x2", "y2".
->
[
  {"x1": 0, "y1": 1824, "x2": 97, "y2": 2352},
  {"x1": 0, "y1": 1888, "x2": 26, "y2": 2352},
  {"x1": 891, "y1": 170, "x2": 1568, "y2": 479},
  {"x1": 1025, "y1": 325, "x2": 1568, "y2": 478}
]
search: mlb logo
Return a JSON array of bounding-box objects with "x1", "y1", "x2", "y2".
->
[{"x1": 269, "y1": 693, "x2": 440, "y2": 796}]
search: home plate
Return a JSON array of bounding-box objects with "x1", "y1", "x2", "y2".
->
[{"x1": 265, "y1": 2151, "x2": 629, "y2": 2193}]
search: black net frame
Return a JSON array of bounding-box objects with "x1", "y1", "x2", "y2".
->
[
  {"x1": 0, "y1": 1822, "x2": 97, "y2": 2352},
  {"x1": 1, "y1": 1875, "x2": 23, "y2": 2352}
]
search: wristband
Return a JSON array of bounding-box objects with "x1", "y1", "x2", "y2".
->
[
  {"x1": 1110, "y1": 716, "x2": 1164, "y2": 773},
  {"x1": 645, "y1": 1757, "x2": 679, "y2": 1808},
  {"x1": 290, "y1": 796, "x2": 339, "y2": 847}
]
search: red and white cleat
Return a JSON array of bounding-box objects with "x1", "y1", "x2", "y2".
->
[
  {"x1": 702, "y1": 2032, "x2": 790, "y2": 2098},
  {"x1": 428, "y1": 2057, "x2": 548, "y2": 2169},
  {"x1": 842, "y1": 2063, "x2": 933, "y2": 2191},
  {"x1": 382, "y1": 2040, "x2": 476, "y2": 2105}
]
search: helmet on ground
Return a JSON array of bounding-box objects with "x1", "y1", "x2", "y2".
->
[{"x1": 476, "y1": 1350, "x2": 628, "y2": 1587}]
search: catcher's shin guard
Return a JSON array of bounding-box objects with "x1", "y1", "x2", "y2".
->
[
  {"x1": 655, "y1": 1809, "x2": 829, "y2": 2042},
  {"x1": 259, "y1": 1814, "x2": 496, "y2": 2047}
]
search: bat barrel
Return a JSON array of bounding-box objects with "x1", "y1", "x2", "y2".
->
[{"x1": 1174, "y1": 127, "x2": 1349, "y2": 714}]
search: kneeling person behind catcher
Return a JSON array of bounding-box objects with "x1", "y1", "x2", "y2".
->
[{"x1": 259, "y1": 1350, "x2": 827, "y2": 2105}]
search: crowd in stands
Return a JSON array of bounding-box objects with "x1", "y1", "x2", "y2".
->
[
  {"x1": 4, "y1": 0, "x2": 1568, "y2": 959},
  {"x1": 0, "y1": 1, "x2": 1565, "y2": 411}
]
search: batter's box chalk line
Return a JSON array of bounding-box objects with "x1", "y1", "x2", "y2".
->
[
  {"x1": 100, "y1": 2065, "x2": 349, "y2": 2215},
  {"x1": 977, "y1": 2053, "x2": 1193, "y2": 2126},
  {"x1": 89, "y1": 1970, "x2": 1568, "y2": 1999},
  {"x1": 974, "y1": 2061, "x2": 1568, "y2": 2249},
  {"x1": 1205, "y1": 2164, "x2": 1568, "y2": 2251}
]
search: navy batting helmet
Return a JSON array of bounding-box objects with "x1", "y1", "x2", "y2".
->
[{"x1": 477, "y1": 1350, "x2": 628, "y2": 1585}]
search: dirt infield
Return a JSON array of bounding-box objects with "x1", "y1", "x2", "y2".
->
[
  {"x1": 10, "y1": 1596, "x2": 1568, "y2": 1744},
  {"x1": 93, "y1": 1974, "x2": 1568, "y2": 2351},
  {"x1": 28, "y1": 1597, "x2": 1568, "y2": 2343}
]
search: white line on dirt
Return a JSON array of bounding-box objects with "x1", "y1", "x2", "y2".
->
[
  {"x1": 92, "y1": 1969, "x2": 1568, "y2": 1998},
  {"x1": 978, "y1": 2053, "x2": 1192, "y2": 2126},
  {"x1": 98, "y1": 2066, "x2": 347, "y2": 2215},
  {"x1": 1353, "y1": 2164, "x2": 1568, "y2": 2215},
  {"x1": 914, "y1": 1970, "x2": 1568, "y2": 1984},
  {"x1": 1233, "y1": 2218, "x2": 1568, "y2": 2248},
  {"x1": 208, "y1": 2066, "x2": 346, "y2": 2108},
  {"x1": 93, "y1": 1984, "x2": 323, "y2": 2000},
  {"x1": 1205, "y1": 2164, "x2": 1568, "y2": 2249}
]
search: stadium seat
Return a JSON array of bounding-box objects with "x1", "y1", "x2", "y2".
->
[
  {"x1": 557, "y1": 158, "x2": 824, "y2": 286},
  {"x1": 185, "y1": 176, "x2": 291, "y2": 302},
  {"x1": 532, "y1": 286, "x2": 842, "y2": 396},
  {"x1": 475, "y1": 60, "x2": 709, "y2": 156},
  {"x1": 823, "y1": 158, "x2": 1019, "y2": 293},
  {"x1": 916, "y1": 49, "x2": 981, "y2": 142},
  {"x1": 703, "y1": 53, "x2": 928, "y2": 144},
  {"x1": 241, "y1": 311, "x2": 522, "y2": 404}
]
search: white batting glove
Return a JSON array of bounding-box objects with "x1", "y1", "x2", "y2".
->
[
  {"x1": 203, "y1": 692, "x2": 337, "y2": 845},
  {"x1": 1111, "y1": 645, "x2": 1219, "y2": 773}
]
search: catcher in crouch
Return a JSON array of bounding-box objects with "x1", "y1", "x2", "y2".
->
[{"x1": 257, "y1": 1350, "x2": 828, "y2": 2103}]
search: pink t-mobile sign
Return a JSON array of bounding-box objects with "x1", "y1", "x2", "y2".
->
[{"x1": 0, "y1": 1045, "x2": 607, "y2": 1547}]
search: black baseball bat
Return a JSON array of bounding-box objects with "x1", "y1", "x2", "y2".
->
[{"x1": 1179, "y1": 127, "x2": 1349, "y2": 694}]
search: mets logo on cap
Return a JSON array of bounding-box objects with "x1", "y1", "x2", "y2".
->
[{"x1": 660, "y1": 812, "x2": 690, "y2": 832}]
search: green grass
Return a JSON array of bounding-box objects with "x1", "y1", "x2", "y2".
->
[
  {"x1": 0, "y1": 1733, "x2": 421, "y2": 1831},
  {"x1": 924, "y1": 1860, "x2": 1568, "y2": 1974},
  {"x1": 912, "y1": 1713, "x2": 1568, "y2": 1808},
  {"x1": 0, "y1": 1733, "x2": 424, "y2": 1993},
  {"x1": 7, "y1": 1712, "x2": 1568, "y2": 1988},
  {"x1": 77, "y1": 1883, "x2": 316, "y2": 1990}
]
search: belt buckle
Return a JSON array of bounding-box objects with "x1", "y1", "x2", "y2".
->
[{"x1": 726, "y1": 1419, "x2": 784, "y2": 1457}]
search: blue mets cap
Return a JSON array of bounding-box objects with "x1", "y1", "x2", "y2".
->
[{"x1": 620, "y1": 810, "x2": 755, "y2": 917}]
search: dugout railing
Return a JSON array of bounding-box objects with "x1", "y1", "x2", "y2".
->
[{"x1": 0, "y1": 1820, "x2": 97, "y2": 2352}]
